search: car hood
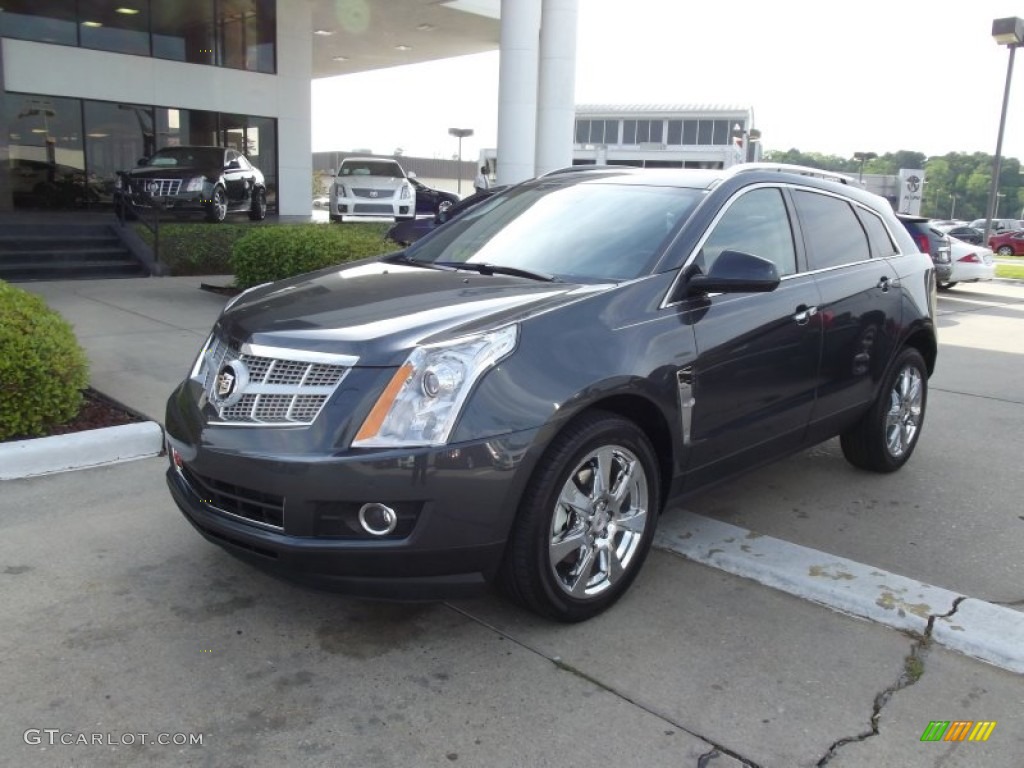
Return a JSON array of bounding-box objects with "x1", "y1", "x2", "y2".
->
[
  {"x1": 218, "y1": 260, "x2": 606, "y2": 366},
  {"x1": 339, "y1": 176, "x2": 407, "y2": 191},
  {"x1": 126, "y1": 165, "x2": 219, "y2": 179}
]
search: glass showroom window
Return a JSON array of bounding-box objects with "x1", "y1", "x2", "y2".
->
[
  {"x1": 218, "y1": 0, "x2": 276, "y2": 73},
  {"x1": 84, "y1": 100, "x2": 155, "y2": 204},
  {"x1": 78, "y1": 0, "x2": 150, "y2": 56},
  {"x1": 4, "y1": 93, "x2": 85, "y2": 209},
  {"x1": 153, "y1": 0, "x2": 216, "y2": 66},
  {"x1": 0, "y1": 0, "x2": 78, "y2": 45}
]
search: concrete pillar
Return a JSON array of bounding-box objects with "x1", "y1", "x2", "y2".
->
[
  {"x1": 0, "y1": 40, "x2": 11, "y2": 211},
  {"x1": 496, "y1": 0, "x2": 541, "y2": 185},
  {"x1": 275, "y1": 0, "x2": 313, "y2": 216},
  {"x1": 535, "y1": 0, "x2": 578, "y2": 176}
]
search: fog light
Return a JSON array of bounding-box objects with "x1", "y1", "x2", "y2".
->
[{"x1": 358, "y1": 503, "x2": 398, "y2": 536}]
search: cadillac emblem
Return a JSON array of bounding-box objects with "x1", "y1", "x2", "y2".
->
[
  {"x1": 148, "y1": 181, "x2": 161, "y2": 195},
  {"x1": 369, "y1": 190, "x2": 378, "y2": 198},
  {"x1": 210, "y1": 359, "x2": 249, "y2": 407}
]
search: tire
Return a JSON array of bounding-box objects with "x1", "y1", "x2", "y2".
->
[
  {"x1": 499, "y1": 411, "x2": 661, "y2": 622},
  {"x1": 205, "y1": 186, "x2": 227, "y2": 223},
  {"x1": 330, "y1": 214, "x2": 343, "y2": 224},
  {"x1": 937, "y1": 281, "x2": 957, "y2": 291},
  {"x1": 997, "y1": 245, "x2": 1014, "y2": 256},
  {"x1": 437, "y1": 199, "x2": 454, "y2": 215},
  {"x1": 248, "y1": 188, "x2": 267, "y2": 221},
  {"x1": 840, "y1": 347, "x2": 927, "y2": 473}
]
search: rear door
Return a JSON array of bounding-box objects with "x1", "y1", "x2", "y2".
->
[
  {"x1": 684, "y1": 185, "x2": 823, "y2": 481},
  {"x1": 790, "y1": 190, "x2": 902, "y2": 439}
]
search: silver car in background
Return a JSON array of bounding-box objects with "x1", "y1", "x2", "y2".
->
[{"x1": 329, "y1": 157, "x2": 416, "y2": 222}]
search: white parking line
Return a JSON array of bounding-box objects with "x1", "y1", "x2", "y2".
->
[{"x1": 655, "y1": 512, "x2": 1024, "y2": 674}]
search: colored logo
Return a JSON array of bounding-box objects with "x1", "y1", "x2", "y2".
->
[{"x1": 920, "y1": 721, "x2": 996, "y2": 742}]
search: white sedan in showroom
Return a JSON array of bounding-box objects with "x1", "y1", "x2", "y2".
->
[{"x1": 941, "y1": 237, "x2": 996, "y2": 290}]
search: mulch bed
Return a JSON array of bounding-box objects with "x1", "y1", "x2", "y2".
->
[{"x1": 4, "y1": 389, "x2": 147, "y2": 442}]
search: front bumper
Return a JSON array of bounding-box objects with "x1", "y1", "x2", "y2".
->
[
  {"x1": 165, "y1": 394, "x2": 540, "y2": 599},
  {"x1": 333, "y1": 194, "x2": 413, "y2": 218}
]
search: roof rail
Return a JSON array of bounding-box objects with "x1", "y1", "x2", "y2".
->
[{"x1": 724, "y1": 162, "x2": 864, "y2": 188}]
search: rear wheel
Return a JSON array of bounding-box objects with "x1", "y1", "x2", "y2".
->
[
  {"x1": 205, "y1": 186, "x2": 227, "y2": 223},
  {"x1": 997, "y1": 245, "x2": 1014, "y2": 256},
  {"x1": 937, "y1": 281, "x2": 957, "y2": 290},
  {"x1": 500, "y1": 411, "x2": 660, "y2": 622},
  {"x1": 841, "y1": 347, "x2": 927, "y2": 473}
]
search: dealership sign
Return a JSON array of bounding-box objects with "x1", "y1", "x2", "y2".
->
[{"x1": 898, "y1": 169, "x2": 926, "y2": 215}]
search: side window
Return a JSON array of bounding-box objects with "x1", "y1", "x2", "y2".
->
[
  {"x1": 699, "y1": 187, "x2": 797, "y2": 276},
  {"x1": 855, "y1": 207, "x2": 898, "y2": 258},
  {"x1": 793, "y1": 190, "x2": 870, "y2": 270}
]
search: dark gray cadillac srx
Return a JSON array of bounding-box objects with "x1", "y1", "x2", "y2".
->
[{"x1": 165, "y1": 164, "x2": 937, "y2": 622}]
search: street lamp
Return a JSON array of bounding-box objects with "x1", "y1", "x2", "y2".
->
[
  {"x1": 949, "y1": 193, "x2": 957, "y2": 219},
  {"x1": 983, "y1": 17, "x2": 1024, "y2": 244},
  {"x1": 448, "y1": 127, "x2": 474, "y2": 195},
  {"x1": 853, "y1": 151, "x2": 877, "y2": 183}
]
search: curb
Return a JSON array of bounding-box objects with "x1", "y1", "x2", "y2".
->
[
  {"x1": 655, "y1": 512, "x2": 1024, "y2": 674},
  {"x1": 0, "y1": 421, "x2": 165, "y2": 480}
]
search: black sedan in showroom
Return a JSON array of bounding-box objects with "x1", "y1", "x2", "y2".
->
[
  {"x1": 165, "y1": 164, "x2": 937, "y2": 622},
  {"x1": 116, "y1": 145, "x2": 267, "y2": 222}
]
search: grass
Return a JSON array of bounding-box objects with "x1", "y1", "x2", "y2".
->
[{"x1": 995, "y1": 263, "x2": 1024, "y2": 279}]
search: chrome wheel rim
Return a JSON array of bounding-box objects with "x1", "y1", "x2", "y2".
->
[
  {"x1": 548, "y1": 445, "x2": 649, "y2": 599},
  {"x1": 214, "y1": 190, "x2": 227, "y2": 220},
  {"x1": 438, "y1": 199, "x2": 453, "y2": 214},
  {"x1": 885, "y1": 364, "x2": 923, "y2": 458}
]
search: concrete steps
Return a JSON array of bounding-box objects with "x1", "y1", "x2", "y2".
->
[{"x1": 0, "y1": 222, "x2": 149, "y2": 281}]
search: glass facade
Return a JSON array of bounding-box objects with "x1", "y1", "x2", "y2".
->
[
  {"x1": 2, "y1": 92, "x2": 277, "y2": 210},
  {"x1": 0, "y1": 0, "x2": 275, "y2": 73}
]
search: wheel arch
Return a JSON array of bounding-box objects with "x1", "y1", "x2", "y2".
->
[{"x1": 902, "y1": 326, "x2": 937, "y2": 377}]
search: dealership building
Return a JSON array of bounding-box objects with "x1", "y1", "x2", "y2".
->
[{"x1": 1, "y1": 1, "x2": 766, "y2": 220}]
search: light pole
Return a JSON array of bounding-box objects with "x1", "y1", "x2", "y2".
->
[
  {"x1": 984, "y1": 17, "x2": 1024, "y2": 244},
  {"x1": 448, "y1": 128, "x2": 474, "y2": 195},
  {"x1": 949, "y1": 193, "x2": 957, "y2": 219},
  {"x1": 853, "y1": 151, "x2": 877, "y2": 184}
]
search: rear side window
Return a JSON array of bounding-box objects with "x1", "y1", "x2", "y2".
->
[
  {"x1": 855, "y1": 208, "x2": 898, "y2": 258},
  {"x1": 793, "y1": 190, "x2": 870, "y2": 270},
  {"x1": 699, "y1": 187, "x2": 797, "y2": 276}
]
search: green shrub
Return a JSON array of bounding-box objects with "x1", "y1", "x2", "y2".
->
[
  {"x1": 0, "y1": 281, "x2": 89, "y2": 441},
  {"x1": 134, "y1": 222, "x2": 253, "y2": 276},
  {"x1": 231, "y1": 223, "x2": 394, "y2": 288}
]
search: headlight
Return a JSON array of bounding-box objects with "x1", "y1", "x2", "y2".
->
[
  {"x1": 353, "y1": 325, "x2": 518, "y2": 447},
  {"x1": 400, "y1": 184, "x2": 412, "y2": 200},
  {"x1": 335, "y1": 183, "x2": 348, "y2": 197}
]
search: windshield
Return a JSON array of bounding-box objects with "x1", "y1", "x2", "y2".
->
[
  {"x1": 146, "y1": 147, "x2": 224, "y2": 168},
  {"x1": 405, "y1": 180, "x2": 703, "y2": 282},
  {"x1": 340, "y1": 161, "x2": 405, "y2": 177}
]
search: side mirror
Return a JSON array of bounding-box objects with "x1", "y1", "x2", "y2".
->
[{"x1": 686, "y1": 250, "x2": 780, "y2": 295}]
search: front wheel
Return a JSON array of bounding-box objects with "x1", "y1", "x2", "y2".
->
[
  {"x1": 437, "y1": 199, "x2": 454, "y2": 215},
  {"x1": 997, "y1": 245, "x2": 1014, "y2": 256},
  {"x1": 500, "y1": 411, "x2": 661, "y2": 622},
  {"x1": 841, "y1": 347, "x2": 928, "y2": 473},
  {"x1": 205, "y1": 186, "x2": 227, "y2": 223}
]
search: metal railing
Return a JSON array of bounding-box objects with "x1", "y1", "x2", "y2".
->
[{"x1": 113, "y1": 171, "x2": 162, "y2": 268}]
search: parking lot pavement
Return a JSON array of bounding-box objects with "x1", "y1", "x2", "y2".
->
[{"x1": 3, "y1": 459, "x2": 1023, "y2": 768}]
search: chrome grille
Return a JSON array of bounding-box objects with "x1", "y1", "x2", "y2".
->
[
  {"x1": 138, "y1": 178, "x2": 181, "y2": 197},
  {"x1": 194, "y1": 335, "x2": 356, "y2": 426},
  {"x1": 352, "y1": 187, "x2": 394, "y2": 198}
]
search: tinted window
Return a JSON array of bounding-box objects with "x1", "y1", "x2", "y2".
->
[
  {"x1": 793, "y1": 190, "x2": 871, "y2": 270},
  {"x1": 0, "y1": 1, "x2": 77, "y2": 45},
  {"x1": 699, "y1": 188, "x2": 797, "y2": 276},
  {"x1": 407, "y1": 183, "x2": 702, "y2": 282},
  {"x1": 340, "y1": 161, "x2": 404, "y2": 177},
  {"x1": 855, "y1": 208, "x2": 898, "y2": 258}
]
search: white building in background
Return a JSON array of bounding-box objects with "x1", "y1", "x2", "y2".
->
[{"x1": 572, "y1": 104, "x2": 761, "y2": 169}]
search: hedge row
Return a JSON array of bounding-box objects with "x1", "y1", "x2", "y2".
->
[
  {"x1": 0, "y1": 281, "x2": 89, "y2": 441},
  {"x1": 231, "y1": 223, "x2": 395, "y2": 288}
]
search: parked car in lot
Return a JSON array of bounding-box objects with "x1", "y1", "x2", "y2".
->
[
  {"x1": 329, "y1": 157, "x2": 416, "y2": 222},
  {"x1": 942, "y1": 237, "x2": 996, "y2": 289},
  {"x1": 935, "y1": 224, "x2": 984, "y2": 246},
  {"x1": 313, "y1": 195, "x2": 329, "y2": 209},
  {"x1": 987, "y1": 229, "x2": 1024, "y2": 256},
  {"x1": 165, "y1": 164, "x2": 937, "y2": 622},
  {"x1": 897, "y1": 214, "x2": 953, "y2": 283},
  {"x1": 969, "y1": 217, "x2": 1024, "y2": 234},
  {"x1": 410, "y1": 178, "x2": 460, "y2": 216},
  {"x1": 385, "y1": 186, "x2": 508, "y2": 246},
  {"x1": 116, "y1": 145, "x2": 267, "y2": 223}
]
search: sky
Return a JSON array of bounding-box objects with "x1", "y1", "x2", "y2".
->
[{"x1": 312, "y1": 0, "x2": 1024, "y2": 164}]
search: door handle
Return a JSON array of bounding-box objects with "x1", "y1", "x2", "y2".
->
[
  {"x1": 877, "y1": 276, "x2": 900, "y2": 292},
  {"x1": 794, "y1": 305, "x2": 818, "y2": 325}
]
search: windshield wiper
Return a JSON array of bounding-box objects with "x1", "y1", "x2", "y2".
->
[{"x1": 432, "y1": 261, "x2": 559, "y2": 282}]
